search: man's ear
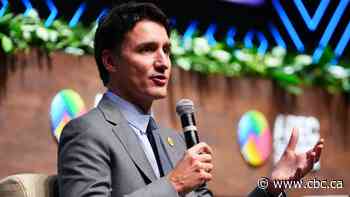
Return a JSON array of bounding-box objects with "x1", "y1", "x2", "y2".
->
[{"x1": 101, "y1": 49, "x2": 118, "y2": 72}]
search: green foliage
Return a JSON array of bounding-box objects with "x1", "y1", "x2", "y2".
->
[
  {"x1": 0, "y1": 34, "x2": 13, "y2": 53},
  {"x1": 0, "y1": 9, "x2": 95, "y2": 56},
  {"x1": 0, "y1": 9, "x2": 349, "y2": 95},
  {"x1": 170, "y1": 30, "x2": 350, "y2": 95}
]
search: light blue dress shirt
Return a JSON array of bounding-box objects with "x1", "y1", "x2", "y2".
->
[{"x1": 105, "y1": 91, "x2": 161, "y2": 178}]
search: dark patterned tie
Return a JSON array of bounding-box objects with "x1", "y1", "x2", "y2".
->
[{"x1": 146, "y1": 117, "x2": 172, "y2": 177}]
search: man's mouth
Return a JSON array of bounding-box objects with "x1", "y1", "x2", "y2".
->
[{"x1": 150, "y1": 75, "x2": 167, "y2": 86}]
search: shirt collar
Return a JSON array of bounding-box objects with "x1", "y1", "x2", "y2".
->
[{"x1": 105, "y1": 91, "x2": 151, "y2": 134}]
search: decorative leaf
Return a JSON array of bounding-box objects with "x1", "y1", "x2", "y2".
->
[
  {"x1": 1, "y1": 35, "x2": 13, "y2": 53},
  {"x1": 271, "y1": 70, "x2": 301, "y2": 85}
]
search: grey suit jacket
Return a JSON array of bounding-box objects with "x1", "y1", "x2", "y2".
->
[
  {"x1": 58, "y1": 95, "x2": 278, "y2": 197},
  {"x1": 58, "y1": 95, "x2": 212, "y2": 197}
]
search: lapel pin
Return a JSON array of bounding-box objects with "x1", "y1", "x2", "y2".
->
[{"x1": 167, "y1": 137, "x2": 174, "y2": 147}]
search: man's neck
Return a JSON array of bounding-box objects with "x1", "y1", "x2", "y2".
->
[{"x1": 107, "y1": 88, "x2": 152, "y2": 114}]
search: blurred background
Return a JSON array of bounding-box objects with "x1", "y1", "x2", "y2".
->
[{"x1": 0, "y1": 0, "x2": 349, "y2": 196}]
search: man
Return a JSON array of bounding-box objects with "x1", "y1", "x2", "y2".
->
[{"x1": 58, "y1": 2, "x2": 324, "y2": 197}]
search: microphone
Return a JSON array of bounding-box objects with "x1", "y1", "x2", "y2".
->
[{"x1": 176, "y1": 99, "x2": 200, "y2": 149}]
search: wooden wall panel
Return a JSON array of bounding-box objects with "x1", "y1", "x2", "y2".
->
[{"x1": 0, "y1": 53, "x2": 349, "y2": 196}]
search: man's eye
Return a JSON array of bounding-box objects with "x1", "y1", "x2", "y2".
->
[
  {"x1": 139, "y1": 46, "x2": 155, "y2": 53},
  {"x1": 163, "y1": 46, "x2": 171, "y2": 55}
]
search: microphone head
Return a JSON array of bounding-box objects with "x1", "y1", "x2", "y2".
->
[{"x1": 176, "y1": 99, "x2": 195, "y2": 116}]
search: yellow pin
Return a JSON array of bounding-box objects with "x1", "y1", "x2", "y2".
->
[{"x1": 167, "y1": 137, "x2": 174, "y2": 147}]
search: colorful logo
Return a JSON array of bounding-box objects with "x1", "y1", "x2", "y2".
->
[
  {"x1": 50, "y1": 89, "x2": 86, "y2": 142},
  {"x1": 237, "y1": 110, "x2": 271, "y2": 167}
]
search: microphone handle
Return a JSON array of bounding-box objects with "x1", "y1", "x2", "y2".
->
[
  {"x1": 184, "y1": 129, "x2": 199, "y2": 149},
  {"x1": 180, "y1": 113, "x2": 200, "y2": 149}
]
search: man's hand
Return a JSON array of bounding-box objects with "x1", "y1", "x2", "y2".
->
[
  {"x1": 268, "y1": 128, "x2": 324, "y2": 194},
  {"x1": 167, "y1": 142, "x2": 214, "y2": 195}
]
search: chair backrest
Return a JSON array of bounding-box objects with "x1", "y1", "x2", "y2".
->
[{"x1": 0, "y1": 173, "x2": 57, "y2": 197}]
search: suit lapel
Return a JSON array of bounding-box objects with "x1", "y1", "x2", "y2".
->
[
  {"x1": 97, "y1": 95, "x2": 157, "y2": 182},
  {"x1": 158, "y1": 128, "x2": 185, "y2": 168},
  {"x1": 113, "y1": 122, "x2": 157, "y2": 181}
]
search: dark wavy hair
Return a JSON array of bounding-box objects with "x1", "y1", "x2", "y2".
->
[{"x1": 94, "y1": 2, "x2": 170, "y2": 86}]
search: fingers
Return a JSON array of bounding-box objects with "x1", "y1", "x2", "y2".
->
[
  {"x1": 294, "y1": 167, "x2": 303, "y2": 180},
  {"x1": 307, "y1": 138, "x2": 324, "y2": 158},
  {"x1": 197, "y1": 153, "x2": 212, "y2": 163},
  {"x1": 188, "y1": 143, "x2": 214, "y2": 174},
  {"x1": 286, "y1": 128, "x2": 299, "y2": 151},
  {"x1": 301, "y1": 149, "x2": 316, "y2": 177},
  {"x1": 194, "y1": 161, "x2": 214, "y2": 173},
  {"x1": 188, "y1": 144, "x2": 213, "y2": 171},
  {"x1": 315, "y1": 138, "x2": 324, "y2": 146},
  {"x1": 167, "y1": 142, "x2": 214, "y2": 194},
  {"x1": 199, "y1": 169, "x2": 213, "y2": 181},
  {"x1": 310, "y1": 138, "x2": 324, "y2": 163},
  {"x1": 198, "y1": 169, "x2": 213, "y2": 183},
  {"x1": 305, "y1": 151, "x2": 316, "y2": 173},
  {"x1": 189, "y1": 142, "x2": 213, "y2": 155}
]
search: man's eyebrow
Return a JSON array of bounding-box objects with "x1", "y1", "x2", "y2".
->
[
  {"x1": 135, "y1": 41, "x2": 156, "y2": 48},
  {"x1": 136, "y1": 41, "x2": 171, "y2": 47},
  {"x1": 164, "y1": 42, "x2": 171, "y2": 47}
]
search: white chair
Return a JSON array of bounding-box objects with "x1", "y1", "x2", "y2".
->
[{"x1": 0, "y1": 173, "x2": 57, "y2": 197}]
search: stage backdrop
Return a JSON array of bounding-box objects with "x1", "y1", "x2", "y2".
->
[{"x1": 0, "y1": 52, "x2": 349, "y2": 197}]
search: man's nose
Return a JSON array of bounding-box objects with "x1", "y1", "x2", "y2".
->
[{"x1": 154, "y1": 50, "x2": 169, "y2": 70}]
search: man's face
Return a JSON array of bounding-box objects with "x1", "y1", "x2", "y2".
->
[{"x1": 110, "y1": 20, "x2": 171, "y2": 105}]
